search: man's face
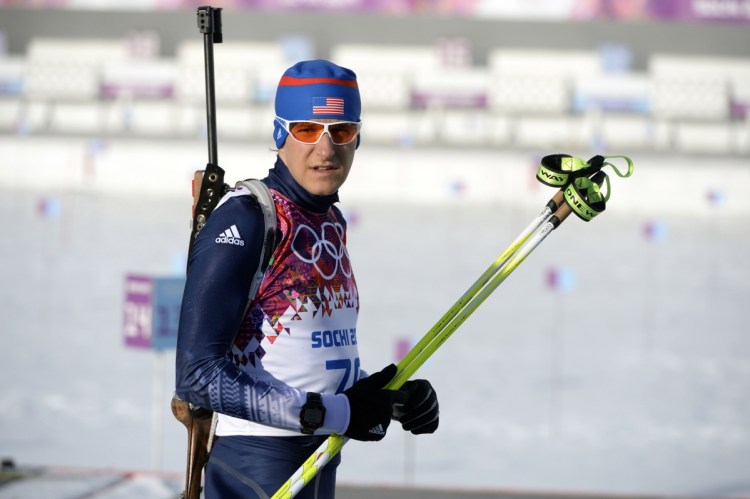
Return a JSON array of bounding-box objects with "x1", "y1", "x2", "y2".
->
[{"x1": 278, "y1": 119, "x2": 357, "y2": 197}]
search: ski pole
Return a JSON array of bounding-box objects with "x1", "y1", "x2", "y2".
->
[
  {"x1": 270, "y1": 194, "x2": 570, "y2": 499},
  {"x1": 388, "y1": 201, "x2": 572, "y2": 389},
  {"x1": 390, "y1": 189, "x2": 565, "y2": 387},
  {"x1": 271, "y1": 155, "x2": 634, "y2": 499},
  {"x1": 389, "y1": 157, "x2": 634, "y2": 388},
  {"x1": 270, "y1": 190, "x2": 571, "y2": 499}
]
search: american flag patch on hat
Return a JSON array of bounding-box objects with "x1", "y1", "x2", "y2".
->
[{"x1": 312, "y1": 97, "x2": 344, "y2": 115}]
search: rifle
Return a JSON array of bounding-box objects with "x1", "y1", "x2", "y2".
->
[{"x1": 171, "y1": 6, "x2": 224, "y2": 499}]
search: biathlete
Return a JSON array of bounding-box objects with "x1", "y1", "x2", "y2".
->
[{"x1": 175, "y1": 59, "x2": 440, "y2": 498}]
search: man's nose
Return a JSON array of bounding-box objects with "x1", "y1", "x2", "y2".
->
[{"x1": 314, "y1": 131, "x2": 336, "y2": 155}]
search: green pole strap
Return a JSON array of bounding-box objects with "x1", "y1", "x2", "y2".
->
[{"x1": 537, "y1": 154, "x2": 634, "y2": 222}]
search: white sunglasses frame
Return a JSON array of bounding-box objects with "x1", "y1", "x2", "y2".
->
[{"x1": 275, "y1": 117, "x2": 362, "y2": 145}]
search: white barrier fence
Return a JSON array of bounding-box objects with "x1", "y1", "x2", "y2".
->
[{"x1": 1, "y1": 136, "x2": 748, "y2": 217}]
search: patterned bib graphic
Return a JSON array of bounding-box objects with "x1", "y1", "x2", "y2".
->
[
  {"x1": 231, "y1": 192, "x2": 359, "y2": 369},
  {"x1": 292, "y1": 222, "x2": 352, "y2": 280}
]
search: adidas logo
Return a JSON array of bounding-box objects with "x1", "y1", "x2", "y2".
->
[
  {"x1": 368, "y1": 424, "x2": 385, "y2": 436},
  {"x1": 215, "y1": 225, "x2": 245, "y2": 246}
]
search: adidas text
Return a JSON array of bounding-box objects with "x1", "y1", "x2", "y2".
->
[
  {"x1": 215, "y1": 235, "x2": 244, "y2": 246},
  {"x1": 368, "y1": 424, "x2": 385, "y2": 436},
  {"x1": 216, "y1": 225, "x2": 245, "y2": 246}
]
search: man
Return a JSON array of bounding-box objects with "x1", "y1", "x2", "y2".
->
[{"x1": 175, "y1": 60, "x2": 439, "y2": 498}]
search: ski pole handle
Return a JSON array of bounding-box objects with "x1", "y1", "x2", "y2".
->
[
  {"x1": 197, "y1": 6, "x2": 222, "y2": 166},
  {"x1": 550, "y1": 197, "x2": 572, "y2": 227},
  {"x1": 388, "y1": 188, "x2": 566, "y2": 388}
]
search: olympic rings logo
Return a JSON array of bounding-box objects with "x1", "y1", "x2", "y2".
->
[{"x1": 291, "y1": 222, "x2": 352, "y2": 280}]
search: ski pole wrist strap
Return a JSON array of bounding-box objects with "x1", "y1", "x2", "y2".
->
[{"x1": 536, "y1": 154, "x2": 634, "y2": 222}]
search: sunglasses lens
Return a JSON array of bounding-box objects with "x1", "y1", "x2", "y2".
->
[
  {"x1": 286, "y1": 121, "x2": 360, "y2": 145},
  {"x1": 328, "y1": 123, "x2": 360, "y2": 144},
  {"x1": 288, "y1": 122, "x2": 325, "y2": 143}
]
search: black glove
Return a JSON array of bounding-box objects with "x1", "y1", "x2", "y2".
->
[
  {"x1": 393, "y1": 379, "x2": 439, "y2": 435},
  {"x1": 343, "y1": 364, "x2": 406, "y2": 441}
]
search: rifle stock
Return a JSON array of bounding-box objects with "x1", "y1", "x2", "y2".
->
[{"x1": 171, "y1": 396, "x2": 214, "y2": 499}]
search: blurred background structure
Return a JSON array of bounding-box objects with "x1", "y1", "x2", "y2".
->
[
  {"x1": 1, "y1": 3, "x2": 750, "y2": 154},
  {"x1": 1, "y1": 1, "x2": 749, "y2": 498}
]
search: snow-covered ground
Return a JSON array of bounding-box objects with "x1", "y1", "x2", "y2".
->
[{"x1": 1, "y1": 159, "x2": 749, "y2": 497}]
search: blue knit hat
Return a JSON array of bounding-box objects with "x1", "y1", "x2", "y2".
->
[{"x1": 273, "y1": 59, "x2": 361, "y2": 149}]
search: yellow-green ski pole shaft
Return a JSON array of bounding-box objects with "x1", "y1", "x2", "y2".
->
[
  {"x1": 274, "y1": 435, "x2": 347, "y2": 499},
  {"x1": 393, "y1": 190, "x2": 564, "y2": 380},
  {"x1": 388, "y1": 201, "x2": 572, "y2": 389}
]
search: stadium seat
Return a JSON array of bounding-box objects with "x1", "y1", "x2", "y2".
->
[
  {"x1": 489, "y1": 75, "x2": 570, "y2": 114},
  {"x1": 17, "y1": 101, "x2": 50, "y2": 133},
  {"x1": 572, "y1": 73, "x2": 650, "y2": 114},
  {"x1": 331, "y1": 43, "x2": 441, "y2": 71},
  {"x1": 487, "y1": 49, "x2": 603, "y2": 115},
  {"x1": 650, "y1": 77, "x2": 729, "y2": 121},
  {"x1": 599, "y1": 115, "x2": 654, "y2": 150},
  {"x1": 648, "y1": 54, "x2": 750, "y2": 121},
  {"x1": 730, "y1": 78, "x2": 750, "y2": 120},
  {"x1": 487, "y1": 49, "x2": 602, "y2": 77},
  {"x1": 25, "y1": 38, "x2": 128, "y2": 101},
  {"x1": 176, "y1": 41, "x2": 288, "y2": 105},
  {"x1": 124, "y1": 101, "x2": 178, "y2": 136},
  {"x1": 673, "y1": 122, "x2": 734, "y2": 154},
  {"x1": 100, "y1": 59, "x2": 177, "y2": 100},
  {"x1": 48, "y1": 102, "x2": 102, "y2": 134},
  {"x1": 514, "y1": 115, "x2": 589, "y2": 149},
  {"x1": 436, "y1": 110, "x2": 492, "y2": 146},
  {"x1": 412, "y1": 68, "x2": 490, "y2": 109},
  {"x1": 0, "y1": 98, "x2": 21, "y2": 131},
  {"x1": 331, "y1": 43, "x2": 442, "y2": 111},
  {"x1": 0, "y1": 56, "x2": 24, "y2": 96},
  {"x1": 358, "y1": 111, "x2": 436, "y2": 146},
  {"x1": 216, "y1": 105, "x2": 258, "y2": 140},
  {"x1": 734, "y1": 122, "x2": 750, "y2": 153}
]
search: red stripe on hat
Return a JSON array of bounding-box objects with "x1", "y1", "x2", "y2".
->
[{"x1": 278, "y1": 76, "x2": 358, "y2": 88}]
